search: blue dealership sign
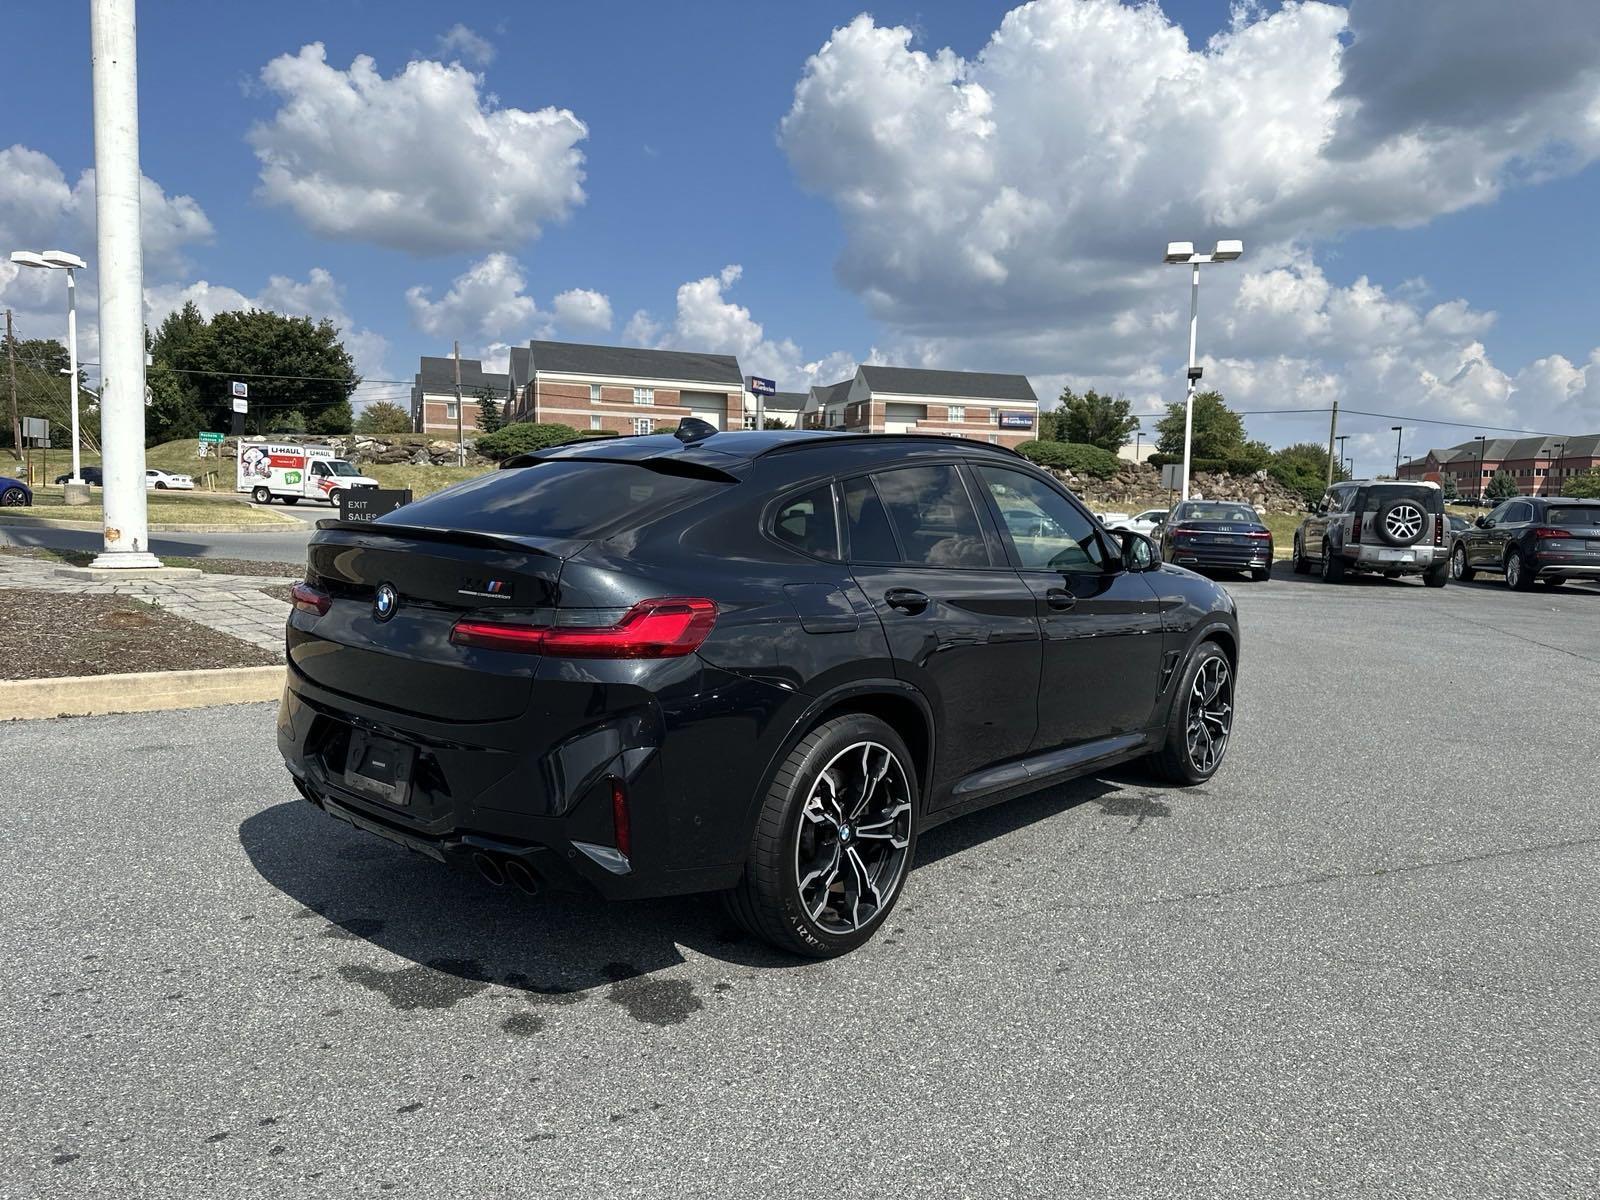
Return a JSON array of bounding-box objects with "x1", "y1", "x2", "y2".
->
[
  {"x1": 998, "y1": 411, "x2": 1034, "y2": 430},
  {"x1": 747, "y1": 376, "x2": 777, "y2": 396}
]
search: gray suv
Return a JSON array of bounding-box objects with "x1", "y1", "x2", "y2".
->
[{"x1": 1292, "y1": 480, "x2": 1449, "y2": 587}]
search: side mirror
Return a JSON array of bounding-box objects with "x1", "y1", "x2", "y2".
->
[
  {"x1": 1118, "y1": 530, "x2": 1160, "y2": 571},
  {"x1": 1475, "y1": 516, "x2": 1489, "y2": 528}
]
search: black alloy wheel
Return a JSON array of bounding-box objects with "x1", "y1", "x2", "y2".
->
[
  {"x1": 1151, "y1": 642, "x2": 1234, "y2": 784},
  {"x1": 1, "y1": 486, "x2": 27, "y2": 506},
  {"x1": 727, "y1": 714, "x2": 917, "y2": 957}
]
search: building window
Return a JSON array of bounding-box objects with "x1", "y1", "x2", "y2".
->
[
  {"x1": 444, "y1": 401, "x2": 458, "y2": 420},
  {"x1": 590, "y1": 415, "x2": 601, "y2": 431},
  {"x1": 948, "y1": 406, "x2": 966, "y2": 422},
  {"x1": 633, "y1": 387, "x2": 654, "y2": 406},
  {"x1": 632, "y1": 417, "x2": 653, "y2": 435},
  {"x1": 988, "y1": 435, "x2": 999, "y2": 444},
  {"x1": 589, "y1": 383, "x2": 602, "y2": 402}
]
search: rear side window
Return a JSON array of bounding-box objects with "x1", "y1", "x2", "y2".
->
[
  {"x1": 1545, "y1": 505, "x2": 1600, "y2": 527},
  {"x1": 771, "y1": 484, "x2": 840, "y2": 561},
  {"x1": 382, "y1": 460, "x2": 724, "y2": 539},
  {"x1": 842, "y1": 476, "x2": 901, "y2": 563},
  {"x1": 869, "y1": 465, "x2": 990, "y2": 567}
]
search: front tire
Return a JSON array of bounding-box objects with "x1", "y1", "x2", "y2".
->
[
  {"x1": 1150, "y1": 642, "x2": 1235, "y2": 785},
  {"x1": 726, "y1": 714, "x2": 918, "y2": 958},
  {"x1": 1451, "y1": 544, "x2": 1474, "y2": 582},
  {"x1": 327, "y1": 488, "x2": 343, "y2": 509},
  {"x1": 1291, "y1": 535, "x2": 1310, "y2": 574},
  {"x1": 0, "y1": 486, "x2": 27, "y2": 506},
  {"x1": 154, "y1": 481, "x2": 168, "y2": 490}
]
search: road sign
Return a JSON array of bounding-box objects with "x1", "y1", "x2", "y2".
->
[
  {"x1": 747, "y1": 376, "x2": 776, "y2": 396},
  {"x1": 21, "y1": 416, "x2": 49, "y2": 443},
  {"x1": 198, "y1": 431, "x2": 224, "y2": 443},
  {"x1": 231, "y1": 397, "x2": 248, "y2": 414},
  {"x1": 1161, "y1": 463, "x2": 1183, "y2": 490},
  {"x1": 339, "y1": 488, "x2": 412, "y2": 524},
  {"x1": 230, "y1": 381, "x2": 248, "y2": 399}
]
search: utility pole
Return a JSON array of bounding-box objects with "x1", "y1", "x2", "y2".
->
[
  {"x1": 452, "y1": 340, "x2": 465, "y2": 467},
  {"x1": 5, "y1": 310, "x2": 19, "y2": 463},
  {"x1": 88, "y1": 0, "x2": 159, "y2": 568},
  {"x1": 1324, "y1": 400, "x2": 1339, "y2": 488}
]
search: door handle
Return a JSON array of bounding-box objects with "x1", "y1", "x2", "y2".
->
[
  {"x1": 1046, "y1": 588, "x2": 1077, "y2": 611},
  {"x1": 884, "y1": 587, "x2": 930, "y2": 614}
]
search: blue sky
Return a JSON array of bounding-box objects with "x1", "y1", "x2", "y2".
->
[{"x1": 4, "y1": 0, "x2": 1599, "y2": 475}]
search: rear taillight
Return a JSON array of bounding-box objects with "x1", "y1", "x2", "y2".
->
[
  {"x1": 1242, "y1": 530, "x2": 1272, "y2": 539},
  {"x1": 450, "y1": 597, "x2": 718, "y2": 658},
  {"x1": 1350, "y1": 514, "x2": 1363, "y2": 543},
  {"x1": 1434, "y1": 515, "x2": 1444, "y2": 545},
  {"x1": 610, "y1": 777, "x2": 632, "y2": 859},
  {"x1": 291, "y1": 581, "x2": 331, "y2": 616},
  {"x1": 1533, "y1": 527, "x2": 1571, "y2": 539}
]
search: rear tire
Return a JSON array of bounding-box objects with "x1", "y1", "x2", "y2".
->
[
  {"x1": 1320, "y1": 542, "x2": 1347, "y2": 583},
  {"x1": 1150, "y1": 641, "x2": 1234, "y2": 785},
  {"x1": 251, "y1": 486, "x2": 271, "y2": 504},
  {"x1": 1423, "y1": 561, "x2": 1449, "y2": 588},
  {"x1": 1451, "y1": 544, "x2": 1475, "y2": 582},
  {"x1": 1506, "y1": 549, "x2": 1535, "y2": 591},
  {"x1": 283, "y1": 496, "x2": 299, "y2": 505},
  {"x1": 726, "y1": 714, "x2": 918, "y2": 958},
  {"x1": 1250, "y1": 566, "x2": 1271, "y2": 582}
]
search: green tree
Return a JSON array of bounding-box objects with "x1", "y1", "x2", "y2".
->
[
  {"x1": 473, "y1": 387, "x2": 503, "y2": 434},
  {"x1": 1, "y1": 334, "x2": 96, "y2": 451},
  {"x1": 147, "y1": 301, "x2": 214, "y2": 443},
  {"x1": 165, "y1": 308, "x2": 358, "y2": 435},
  {"x1": 475, "y1": 421, "x2": 581, "y2": 460},
  {"x1": 1154, "y1": 391, "x2": 1245, "y2": 460},
  {"x1": 1056, "y1": 387, "x2": 1140, "y2": 452},
  {"x1": 1439, "y1": 473, "x2": 1459, "y2": 501},
  {"x1": 1560, "y1": 470, "x2": 1600, "y2": 499},
  {"x1": 355, "y1": 400, "x2": 413, "y2": 435},
  {"x1": 1035, "y1": 407, "x2": 1067, "y2": 442},
  {"x1": 1016, "y1": 440, "x2": 1122, "y2": 479},
  {"x1": 1485, "y1": 471, "x2": 1519, "y2": 500}
]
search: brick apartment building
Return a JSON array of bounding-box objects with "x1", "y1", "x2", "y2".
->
[
  {"x1": 1397, "y1": 433, "x2": 1600, "y2": 497},
  {"x1": 410, "y1": 356, "x2": 511, "y2": 435},
  {"x1": 504, "y1": 341, "x2": 746, "y2": 434},
  {"x1": 805, "y1": 365, "x2": 1039, "y2": 447}
]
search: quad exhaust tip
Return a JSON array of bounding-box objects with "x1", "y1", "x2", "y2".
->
[
  {"x1": 472, "y1": 852, "x2": 506, "y2": 887},
  {"x1": 503, "y1": 859, "x2": 541, "y2": 897}
]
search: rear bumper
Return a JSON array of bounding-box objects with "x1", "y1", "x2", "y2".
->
[
  {"x1": 1343, "y1": 544, "x2": 1447, "y2": 570},
  {"x1": 1534, "y1": 560, "x2": 1600, "y2": 578},
  {"x1": 1170, "y1": 545, "x2": 1272, "y2": 570},
  {"x1": 275, "y1": 664, "x2": 767, "y2": 901}
]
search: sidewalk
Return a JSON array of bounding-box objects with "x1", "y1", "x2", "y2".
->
[{"x1": 0, "y1": 555, "x2": 293, "y2": 658}]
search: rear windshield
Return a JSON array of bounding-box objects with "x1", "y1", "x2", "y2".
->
[
  {"x1": 380, "y1": 460, "x2": 725, "y2": 539},
  {"x1": 1545, "y1": 505, "x2": 1600, "y2": 527},
  {"x1": 1175, "y1": 503, "x2": 1259, "y2": 524},
  {"x1": 1361, "y1": 485, "x2": 1442, "y2": 513}
]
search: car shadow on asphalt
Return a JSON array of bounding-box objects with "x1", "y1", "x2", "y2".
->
[{"x1": 237, "y1": 769, "x2": 1137, "y2": 1000}]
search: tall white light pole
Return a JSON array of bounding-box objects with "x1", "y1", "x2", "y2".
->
[
  {"x1": 89, "y1": 0, "x2": 159, "y2": 568},
  {"x1": 8, "y1": 250, "x2": 88, "y2": 488},
  {"x1": 1163, "y1": 239, "x2": 1242, "y2": 500}
]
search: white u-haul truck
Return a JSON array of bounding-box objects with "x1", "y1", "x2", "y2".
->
[{"x1": 236, "y1": 443, "x2": 379, "y2": 506}]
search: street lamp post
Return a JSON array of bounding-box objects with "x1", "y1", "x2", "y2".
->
[
  {"x1": 8, "y1": 250, "x2": 88, "y2": 491},
  {"x1": 1475, "y1": 435, "x2": 1487, "y2": 503},
  {"x1": 1392, "y1": 425, "x2": 1403, "y2": 478},
  {"x1": 1336, "y1": 435, "x2": 1349, "y2": 479},
  {"x1": 1551, "y1": 441, "x2": 1564, "y2": 497},
  {"x1": 1163, "y1": 239, "x2": 1242, "y2": 501}
]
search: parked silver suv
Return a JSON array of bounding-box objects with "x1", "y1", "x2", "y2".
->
[{"x1": 1292, "y1": 480, "x2": 1449, "y2": 587}]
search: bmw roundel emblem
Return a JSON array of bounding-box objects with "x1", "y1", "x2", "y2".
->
[{"x1": 373, "y1": 582, "x2": 398, "y2": 622}]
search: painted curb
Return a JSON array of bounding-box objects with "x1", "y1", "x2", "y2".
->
[
  {"x1": 0, "y1": 515, "x2": 300, "y2": 534},
  {"x1": 0, "y1": 664, "x2": 285, "y2": 722}
]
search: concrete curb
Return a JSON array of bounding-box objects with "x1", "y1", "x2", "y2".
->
[
  {"x1": 0, "y1": 665, "x2": 285, "y2": 722},
  {"x1": 0, "y1": 515, "x2": 299, "y2": 534}
]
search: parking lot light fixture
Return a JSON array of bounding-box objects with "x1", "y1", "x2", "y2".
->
[
  {"x1": 9, "y1": 248, "x2": 88, "y2": 485},
  {"x1": 1392, "y1": 426, "x2": 1403, "y2": 478},
  {"x1": 1163, "y1": 239, "x2": 1243, "y2": 500},
  {"x1": 1475, "y1": 435, "x2": 1487, "y2": 503}
]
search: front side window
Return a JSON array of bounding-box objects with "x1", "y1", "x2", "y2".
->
[
  {"x1": 633, "y1": 387, "x2": 654, "y2": 406},
  {"x1": 976, "y1": 465, "x2": 1105, "y2": 572},
  {"x1": 310, "y1": 462, "x2": 329, "y2": 477},
  {"x1": 870, "y1": 465, "x2": 990, "y2": 567},
  {"x1": 771, "y1": 484, "x2": 840, "y2": 561}
]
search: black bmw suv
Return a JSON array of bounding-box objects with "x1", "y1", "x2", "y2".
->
[{"x1": 278, "y1": 429, "x2": 1240, "y2": 956}]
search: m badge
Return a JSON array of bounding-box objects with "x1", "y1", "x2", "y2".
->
[{"x1": 458, "y1": 577, "x2": 512, "y2": 600}]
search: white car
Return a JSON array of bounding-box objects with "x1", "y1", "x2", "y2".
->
[
  {"x1": 145, "y1": 469, "x2": 194, "y2": 491},
  {"x1": 1109, "y1": 508, "x2": 1170, "y2": 536},
  {"x1": 1095, "y1": 511, "x2": 1132, "y2": 527}
]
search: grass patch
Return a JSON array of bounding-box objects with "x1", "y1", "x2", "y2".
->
[
  {"x1": 17, "y1": 493, "x2": 297, "y2": 526},
  {"x1": 363, "y1": 462, "x2": 492, "y2": 498}
]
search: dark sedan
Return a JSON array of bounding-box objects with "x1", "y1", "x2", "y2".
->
[
  {"x1": 0, "y1": 475, "x2": 32, "y2": 506},
  {"x1": 278, "y1": 428, "x2": 1241, "y2": 957},
  {"x1": 1450, "y1": 497, "x2": 1600, "y2": 589},
  {"x1": 53, "y1": 466, "x2": 104, "y2": 486},
  {"x1": 1159, "y1": 500, "x2": 1274, "y2": 581}
]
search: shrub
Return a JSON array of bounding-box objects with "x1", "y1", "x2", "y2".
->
[
  {"x1": 1562, "y1": 470, "x2": 1600, "y2": 499},
  {"x1": 1016, "y1": 440, "x2": 1122, "y2": 479},
  {"x1": 474, "y1": 422, "x2": 581, "y2": 461}
]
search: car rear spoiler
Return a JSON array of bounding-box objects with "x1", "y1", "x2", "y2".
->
[
  {"x1": 311, "y1": 520, "x2": 583, "y2": 558},
  {"x1": 499, "y1": 451, "x2": 740, "y2": 483}
]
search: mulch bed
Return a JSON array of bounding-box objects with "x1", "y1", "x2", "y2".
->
[
  {"x1": 165, "y1": 557, "x2": 303, "y2": 578},
  {"x1": 0, "y1": 590, "x2": 280, "y2": 680},
  {"x1": 258, "y1": 584, "x2": 296, "y2": 604}
]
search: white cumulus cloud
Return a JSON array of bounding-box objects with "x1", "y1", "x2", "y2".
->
[
  {"x1": 435, "y1": 24, "x2": 495, "y2": 67},
  {"x1": 551, "y1": 288, "x2": 612, "y2": 333},
  {"x1": 249, "y1": 43, "x2": 587, "y2": 254}
]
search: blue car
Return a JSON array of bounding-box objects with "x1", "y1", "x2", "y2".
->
[{"x1": 0, "y1": 475, "x2": 33, "y2": 506}]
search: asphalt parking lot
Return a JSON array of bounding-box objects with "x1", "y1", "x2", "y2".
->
[{"x1": 3, "y1": 570, "x2": 1597, "y2": 1199}]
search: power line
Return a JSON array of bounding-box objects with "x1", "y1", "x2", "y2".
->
[{"x1": 1233, "y1": 405, "x2": 1563, "y2": 438}]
